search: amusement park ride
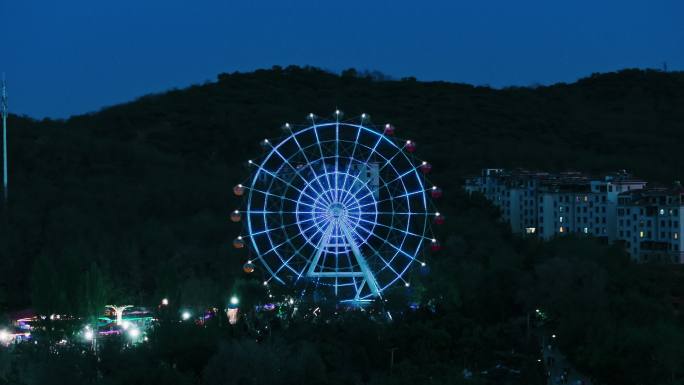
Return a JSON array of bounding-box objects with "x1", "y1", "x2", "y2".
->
[{"x1": 232, "y1": 111, "x2": 443, "y2": 302}]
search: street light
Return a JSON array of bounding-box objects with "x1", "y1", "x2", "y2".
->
[
  {"x1": 84, "y1": 329, "x2": 94, "y2": 341},
  {"x1": 129, "y1": 328, "x2": 140, "y2": 339},
  {"x1": 161, "y1": 298, "x2": 169, "y2": 306},
  {"x1": 181, "y1": 311, "x2": 191, "y2": 321},
  {"x1": 230, "y1": 296, "x2": 239, "y2": 306}
]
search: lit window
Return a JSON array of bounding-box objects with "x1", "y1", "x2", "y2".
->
[
  {"x1": 559, "y1": 226, "x2": 564, "y2": 233},
  {"x1": 583, "y1": 227, "x2": 588, "y2": 234},
  {"x1": 659, "y1": 209, "x2": 665, "y2": 215},
  {"x1": 639, "y1": 231, "x2": 644, "y2": 238},
  {"x1": 525, "y1": 227, "x2": 536, "y2": 234},
  {"x1": 559, "y1": 216, "x2": 564, "y2": 223},
  {"x1": 675, "y1": 233, "x2": 679, "y2": 240}
]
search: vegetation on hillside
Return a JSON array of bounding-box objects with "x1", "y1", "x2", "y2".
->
[{"x1": 0, "y1": 66, "x2": 683, "y2": 384}]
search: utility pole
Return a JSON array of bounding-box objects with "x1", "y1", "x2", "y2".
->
[
  {"x1": 388, "y1": 347, "x2": 398, "y2": 376},
  {"x1": 1, "y1": 73, "x2": 7, "y2": 204}
]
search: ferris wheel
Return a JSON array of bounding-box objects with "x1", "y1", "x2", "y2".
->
[{"x1": 232, "y1": 111, "x2": 443, "y2": 302}]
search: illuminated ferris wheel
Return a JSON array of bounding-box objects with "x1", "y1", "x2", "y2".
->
[{"x1": 232, "y1": 111, "x2": 443, "y2": 302}]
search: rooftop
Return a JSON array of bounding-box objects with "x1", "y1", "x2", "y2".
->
[
  {"x1": 475, "y1": 168, "x2": 646, "y2": 188},
  {"x1": 618, "y1": 184, "x2": 684, "y2": 205}
]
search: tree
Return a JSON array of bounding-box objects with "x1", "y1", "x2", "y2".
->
[
  {"x1": 30, "y1": 254, "x2": 60, "y2": 315},
  {"x1": 203, "y1": 339, "x2": 326, "y2": 385},
  {"x1": 81, "y1": 262, "x2": 112, "y2": 319}
]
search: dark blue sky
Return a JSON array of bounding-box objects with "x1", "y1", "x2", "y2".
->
[{"x1": 3, "y1": 0, "x2": 683, "y2": 118}]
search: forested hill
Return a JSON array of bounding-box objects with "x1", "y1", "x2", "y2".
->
[
  {"x1": 65, "y1": 66, "x2": 684, "y2": 181},
  {"x1": 2, "y1": 66, "x2": 684, "y2": 310},
  {"x1": 2, "y1": 67, "x2": 684, "y2": 384}
]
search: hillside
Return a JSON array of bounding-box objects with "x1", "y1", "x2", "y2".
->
[
  {"x1": 69, "y1": 66, "x2": 684, "y2": 182},
  {"x1": 3, "y1": 66, "x2": 684, "y2": 309},
  {"x1": 1, "y1": 67, "x2": 684, "y2": 384}
]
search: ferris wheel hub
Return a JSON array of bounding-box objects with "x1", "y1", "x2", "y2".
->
[{"x1": 328, "y1": 203, "x2": 346, "y2": 219}]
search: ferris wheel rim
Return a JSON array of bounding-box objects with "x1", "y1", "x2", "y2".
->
[{"x1": 240, "y1": 116, "x2": 437, "y2": 299}]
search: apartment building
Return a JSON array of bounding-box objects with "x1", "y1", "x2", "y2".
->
[
  {"x1": 463, "y1": 169, "x2": 684, "y2": 263},
  {"x1": 616, "y1": 186, "x2": 684, "y2": 263}
]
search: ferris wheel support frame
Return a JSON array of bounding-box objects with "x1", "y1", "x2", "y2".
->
[{"x1": 305, "y1": 219, "x2": 381, "y2": 300}]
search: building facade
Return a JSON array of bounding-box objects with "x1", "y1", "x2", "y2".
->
[
  {"x1": 616, "y1": 187, "x2": 684, "y2": 263},
  {"x1": 464, "y1": 169, "x2": 684, "y2": 263}
]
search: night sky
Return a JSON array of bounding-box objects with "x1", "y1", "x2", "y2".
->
[{"x1": 3, "y1": 0, "x2": 683, "y2": 118}]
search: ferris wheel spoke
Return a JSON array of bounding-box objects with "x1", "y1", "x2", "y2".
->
[
  {"x1": 299, "y1": 175, "x2": 333, "y2": 207},
  {"x1": 311, "y1": 123, "x2": 337, "y2": 202},
  {"x1": 251, "y1": 256, "x2": 285, "y2": 285},
  {"x1": 350, "y1": 163, "x2": 421, "y2": 203},
  {"x1": 339, "y1": 130, "x2": 384, "y2": 199},
  {"x1": 342, "y1": 217, "x2": 403, "y2": 284},
  {"x1": 251, "y1": 227, "x2": 320, "y2": 285},
  {"x1": 350, "y1": 189, "x2": 427, "y2": 211},
  {"x1": 270, "y1": 145, "x2": 330, "y2": 199},
  {"x1": 370, "y1": 140, "x2": 419, "y2": 182},
  {"x1": 334, "y1": 122, "x2": 340, "y2": 203},
  {"x1": 259, "y1": 219, "x2": 323, "y2": 260},
  {"x1": 288, "y1": 148, "x2": 344, "y2": 208},
  {"x1": 247, "y1": 210, "x2": 328, "y2": 215},
  {"x1": 271, "y1": 228, "x2": 322, "y2": 281},
  {"x1": 250, "y1": 178, "x2": 318, "y2": 206},
  {"x1": 249, "y1": 187, "x2": 318, "y2": 209},
  {"x1": 354, "y1": 216, "x2": 430, "y2": 240},
  {"x1": 248, "y1": 216, "x2": 316, "y2": 237},
  {"x1": 349, "y1": 221, "x2": 415, "y2": 285},
  {"x1": 369, "y1": 141, "x2": 415, "y2": 182},
  {"x1": 344, "y1": 136, "x2": 405, "y2": 199},
  {"x1": 341, "y1": 186, "x2": 368, "y2": 208},
  {"x1": 253, "y1": 163, "x2": 322, "y2": 203},
  {"x1": 339, "y1": 125, "x2": 363, "y2": 203},
  {"x1": 288, "y1": 128, "x2": 335, "y2": 203}
]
